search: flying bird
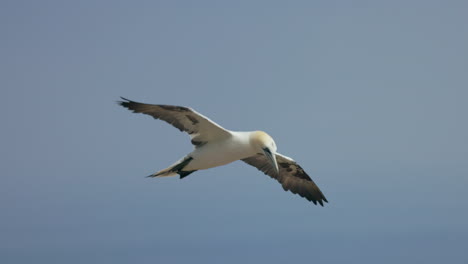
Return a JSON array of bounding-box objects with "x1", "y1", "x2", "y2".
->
[{"x1": 118, "y1": 97, "x2": 328, "y2": 206}]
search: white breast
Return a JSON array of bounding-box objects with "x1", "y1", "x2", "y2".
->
[{"x1": 184, "y1": 131, "x2": 256, "y2": 171}]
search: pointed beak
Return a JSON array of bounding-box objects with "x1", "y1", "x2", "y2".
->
[{"x1": 263, "y1": 148, "x2": 279, "y2": 175}]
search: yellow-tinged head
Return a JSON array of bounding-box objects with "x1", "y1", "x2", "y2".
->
[
  {"x1": 250, "y1": 131, "x2": 279, "y2": 174},
  {"x1": 250, "y1": 131, "x2": 277, "y2": 151}
]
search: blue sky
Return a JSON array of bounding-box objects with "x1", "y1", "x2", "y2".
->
[{"x1": 1, "y1": 1, "x2": 467, "y2": 263}]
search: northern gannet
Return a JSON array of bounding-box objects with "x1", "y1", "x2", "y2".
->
[{"x1": 118, "y1": 97, "x2": 328, "y2": 206}]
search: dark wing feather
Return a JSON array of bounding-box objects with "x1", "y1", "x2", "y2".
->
[
  {"x1": 242, "y1": 153, "x2": 328, "y2": 206},
  {"x1": 118, "y1": 97, "x2": 231, "y2": 146}
]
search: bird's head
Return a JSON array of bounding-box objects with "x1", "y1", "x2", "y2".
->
[{"x1": 250, "y1": 131, "x2": 279, "y2": 174}]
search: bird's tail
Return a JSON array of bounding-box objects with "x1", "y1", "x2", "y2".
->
[
  {"x1": 148, "y1": 168, "x2": 178, "y2": 177},
  {"x1": 147, "y1": 156, "x2": 196, "y2": 178}
]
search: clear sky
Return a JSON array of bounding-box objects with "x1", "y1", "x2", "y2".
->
[{"x1": 1, "y1": 1, "x2": 467, "y2": 263}]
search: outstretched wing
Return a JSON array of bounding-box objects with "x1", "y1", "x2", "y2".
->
[
  {"x1": 118, "y1": 97, "x2": 231, "y2": 146},
  {"x1": 242, "y1": 153, "x2": 328, "y2": 206}
]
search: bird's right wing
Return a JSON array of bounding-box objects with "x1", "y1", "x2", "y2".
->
[
  {"x1": 242, "y1": 153, "x2": 328, "y2": 206},
  {"x1": 118, "y1": 97, "x2": 231, "y2": 146}
]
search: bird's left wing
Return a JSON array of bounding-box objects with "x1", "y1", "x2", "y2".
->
[
  {"x1": 242, "y1": 153, "x2": 328, "y2": 206},
  {"x1": 118, "y1": 97, "x2": 231, "y2": 146}
]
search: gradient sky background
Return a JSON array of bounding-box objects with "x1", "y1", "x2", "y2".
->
[{"x1": 1, "y1": 1, "x2": 468, "y2": 263}]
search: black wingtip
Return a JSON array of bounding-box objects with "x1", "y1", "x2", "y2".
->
[
  {"x1": 117, "y1": 97, "x2": 132, "y2": 108},
  {"x1": 317, "y1": 195, "x2": 329, "y2": 206},
  {"x1": 310, "y1": 196, "x2": 328, "y2": 206}
]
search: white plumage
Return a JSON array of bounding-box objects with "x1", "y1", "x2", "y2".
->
[{"x1": 119, "y1": 97, "x2": 328, "y2": 206}]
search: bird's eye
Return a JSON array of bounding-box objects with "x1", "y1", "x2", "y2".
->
[{"x1": 263, "y1": 147, "x2": 271, "y2": 154}]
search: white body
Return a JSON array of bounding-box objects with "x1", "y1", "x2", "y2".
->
[{"x1": 184, "y1": 131, "x2": 257, "y2": 171}]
